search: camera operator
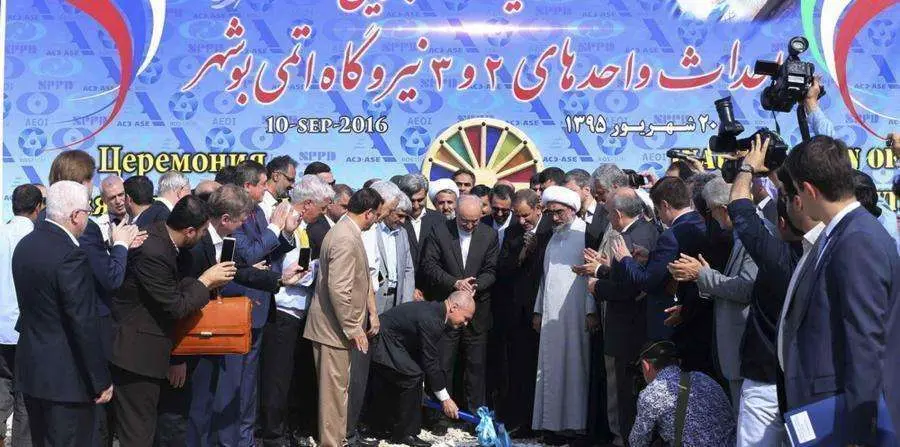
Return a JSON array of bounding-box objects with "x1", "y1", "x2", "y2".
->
[
  {"x1": 802, "y1": 76, "x2": 834, "y2": 138},
  {"x1": 725, "y1": 134, "x2": 823, "y2": 445}
]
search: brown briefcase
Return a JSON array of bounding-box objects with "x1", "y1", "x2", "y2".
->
[{"x1": 171, "y1": 296, "x2": 252, "y2": 356}]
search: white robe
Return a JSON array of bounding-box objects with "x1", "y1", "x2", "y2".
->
[{"x1": 532, "y1": 218, "x2": 596, "y2": 432}]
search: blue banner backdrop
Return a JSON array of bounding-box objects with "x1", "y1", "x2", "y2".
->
[{"x1": 2, "y1": 0, "x2": 898, "y2": 220}]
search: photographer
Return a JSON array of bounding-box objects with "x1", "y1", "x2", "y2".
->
[
  {"x1": 803, "y1": 76, "x2": 834, "y2": 138},
  {"x1": 726, "y1": 135, "x2": 822, "y2": 444}
]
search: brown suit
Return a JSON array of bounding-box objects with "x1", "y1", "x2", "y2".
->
[{"x1": 303, "y1": 217, "x2": 371, "y2": 447}]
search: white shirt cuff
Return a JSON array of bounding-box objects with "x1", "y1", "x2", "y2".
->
[
  {"x1": 113, "y1": 241, "x2": 129, "y2": 249},
  {"x1": 435, "y1": 388, "x2": 450, "y2": 402},
  {"x1": 267, "y1": 223, "x2": 282, "y2": 237}
]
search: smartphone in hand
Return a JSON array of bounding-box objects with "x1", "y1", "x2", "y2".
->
[{"x1": 221, "y1": 237, "x2": 236, "y2": 263}]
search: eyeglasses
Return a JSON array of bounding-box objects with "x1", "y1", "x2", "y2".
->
[
  {"x1": 275, "y1": 171, "x2": 295, "y2": 183},
  {"x1": 545, "y1": 208, "x2": 567, "y2": 217}
]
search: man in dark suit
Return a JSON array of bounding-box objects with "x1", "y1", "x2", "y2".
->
[
  {"x1": 396, "y1": 174, "x2": 443, "y2": 298},
  {"x1": 494, "y1": 189, "x2": 551, "y2": 437},
  {"x1": 13, "y1": 181, "x2": 113, "y2": 446},
  {"x1": 780, "y1": 136, "x2": 899, "y2": 444},
  {"x1": 48, "y1": 150, "x2": 145, "y2": 445},
  {"x1": 609, "y1": 177, "x2": 712, "y2": 375},
  {"x1": 124, "y1": 175, "x2": 156, "y2": 226},
  {"x1": 307, "y1": 183, "x2": 352, "y2": 259},
  {"x1": 223, "y1": 160, "x2": 299, "y2": 446},
  {"x1": 367, "y1": 294, "x2": 473, "y2": 446},
  {"x1": 174, "y1": 185, "x2": 301, "y2": 447},
  {"x1": 481, "y1": 184, "x2": 517, "y2": 410},
  {"x1": 565, "y1": 168, "x2": 608, "y2": 250},
  {"x1": 588, "y1": 188, "x2": 659, "y2": 441},
  {"x1": 421, "y1": 195, "x2": 499, "y2": 417},
  {"x1": 134, "y1": 172, "x2": 191, "y2": 228},
  {"x1": 111, "y1": 196, "x2": 235, "y2": 447}
]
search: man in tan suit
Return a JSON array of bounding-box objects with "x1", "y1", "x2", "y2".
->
[{"x1": 303, "y1": 188, "x2": 385, "y2": 447}]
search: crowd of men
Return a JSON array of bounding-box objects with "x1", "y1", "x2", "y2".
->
[{"x1": 0, "y1": 128, "x2": 898, "y2": 447}]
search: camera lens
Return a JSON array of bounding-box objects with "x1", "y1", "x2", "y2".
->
[{"x1": 789, "y1": 36, "x2": 808, "y2": 55}]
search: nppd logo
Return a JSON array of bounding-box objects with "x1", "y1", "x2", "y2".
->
[
  {"x1": 206, "y1": 127, "x2": 236, "y2": 153},
  {"x1": 401, "y1": 126, "x2": 432, "y2": 157},
  {"x1": 18, "y1": 128, "x2": 48, "y2": 157},
  {"x1": 169, "y1": 92, "x2": 199, "y2": 120}
]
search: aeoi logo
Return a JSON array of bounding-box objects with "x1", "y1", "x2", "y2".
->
[
  {"x1": 868, "y1": 19, "x2": 896, "y2": 47},
  {"x1": 487, "y1": 18, "x2": 512, "y2": 47},
  {"x1": 169, "y1": 91, "x2": 199, "y2": 120},
  {"x1": 558, "y1": 91, "x2": 589, "y2": 116},
  {"x1": 17, "y1": 92, "x2": 61, "y2": 116},
  {"x1": 362, "y1": 93, "x2": 392, "y2": 118},
  {"x1": 676, "y1": 20, "x2": 708, "y2": 47},
  {"x1": 18, "y1": 128, "x2": 48, "y2": 157},
  {"x1": 596, "y1": 134, "x2": 627, "y2": 156},
  {"x1": 6, "y1": 20, "x2": 47, "y2": 42},
  {"x1": 3, "y1": 93, "x2": 11, "y2": 119},
  {"x1": 137, "y1": 57, "x2": 164, "y2": 84},
  {"x1": 401, "y1": 126, "x2": 432, "y2": 157},
  {"x1": 205, "y1": 127, "x2": 236, "y2": 153}
]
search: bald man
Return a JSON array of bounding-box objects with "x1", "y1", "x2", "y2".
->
[
  {"x1": 421, "y1": 195, "x2": 499, "y2": 423},
  {"x1": 367, "y1": 292, "x2": 475, "y2": 446}
]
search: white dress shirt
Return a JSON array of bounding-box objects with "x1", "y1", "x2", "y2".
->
[
  {"x1": 260, "y1": 190, "x2": 278, "y2": 222},
  {"x1": 325, "y1": 215, "x2": 336, "y2": 228},
  {"x1": 459, "y1": 228, "x2": 472, "y2": 270},
  {"x1": 529, "y1": 215, "x2": 543, "y2": 234},
  {"x1": 209, "y1": 223, "x2": 224, "y2": 262},
  {"x1": 582, "y1": 200, "x2": 597, "y2": 224},
  {"x1": 378, "y1": 222, "x2": 400, "y2": 288},
  {"x1": 274, "y1": 221, "x2": 317, "y2": 320},
  {"x1": 1, "y1": 216, "x2": 35, "y2": 345},
  {"x1": 492, "y1": 214, "x2": 512, "y2": 247},
  {"x1": 777, "y1": 222, "x2": 825, "y2": 368},
  {"x1": 361, "y1": 225, "x2": 382, "y2": 288},
  {"x1": 92, "y1": 213, "x2": 121, "y2": 245},
  {"x1": 409, "y1": 211, "x2": 424, "y2": 242},
  {"x1": 815, "y1": 201, "x2": 860, "y2": 267}
]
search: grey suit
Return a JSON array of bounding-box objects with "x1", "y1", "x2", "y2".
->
[
  {"x1": 374, "y1": 225, "x2": 416, "y2": 314},
  {"x1": 697, "y1": 235, "x2": 757, "y2": 411}
]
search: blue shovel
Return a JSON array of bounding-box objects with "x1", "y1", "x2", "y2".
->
[{"x1": 424, "y1": 399, "x2": 512, "y2": 447}]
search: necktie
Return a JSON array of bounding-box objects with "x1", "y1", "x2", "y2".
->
[{"x1": 295, "y1": 226, "x2": 309, "y2": 249}]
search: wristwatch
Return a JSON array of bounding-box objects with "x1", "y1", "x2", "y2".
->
[{"x1": 739, "y1": 164, "x2": 755, "y2": 175}]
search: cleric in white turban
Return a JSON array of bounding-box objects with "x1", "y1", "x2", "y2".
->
[
  {"x1": 428, "y1": 178, "x2": 459, "y2": 220},
  {"x1": 532, "y1": 185, "x2": 597, "y2": 434},
  {"x1": 540, "y1": 185, "x2": 581, "y2": 215}
]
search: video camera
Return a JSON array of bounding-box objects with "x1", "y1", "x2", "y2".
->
[
  {"x1": 754, "y1": 36, "x2": 824, "y2": 113},
  {"x1": 622, "y1": 169, "x2": 647, "y2": 188},
  {"x1": 709, "y1": 96, "x2": 788, "y2": 183}
]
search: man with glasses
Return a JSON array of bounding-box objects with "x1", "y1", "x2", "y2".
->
[
  {"x1": 13, "y1": 181, "x2": 114, "y2": 446},
  {"x1": 421, "y1": 195, "x2": 499, "y2": 432},
  {"x1": 262, "y1": 155, "x2": 298, "y2": 221}
]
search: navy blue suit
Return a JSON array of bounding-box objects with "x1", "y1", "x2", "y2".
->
[
  {"x1": 13, "y1": 221, "x2": 111, "y2": 445},
  {"x1": 176, "y1": 232, "x2": 282, "y2": 447},
  {"x1": 134, "y1": 200, "x2": 171, "y2": 229},
  {"x1": 219, "y1": 204, "x2": 294, "y2": 446},
  {"x1": 781, "y1": 206, "x2": 900, "y2": 444},
  {"x1": 79, "y1": 219, "x2": 128, "y2": 356},
  {"x1": 613, "y1": 211, "x2": 713, "y2": 374}
]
